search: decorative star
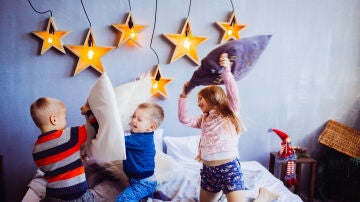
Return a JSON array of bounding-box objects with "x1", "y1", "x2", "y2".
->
[
  {"x1": 163, "y1": 18, "x2": 208, "y2": 65},
  {"x1": 65, "y1": 29, "x2": 114, "y2": 76},
  {"x1": 112, "y1": 12, "x2": 147, "y2": 47},
  {"x1": 216, "y1": 11, "x2": 247, "y2": 44},
  {"x1": 151, "y1": 65, "x2": 173, "y2": 97},
  {"x1": 32, "y1": 17, "x2": 70, "y2": 55}
]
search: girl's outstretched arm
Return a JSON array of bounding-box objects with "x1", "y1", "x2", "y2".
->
[
  {"x1": 178, "y1": 82, "x2": 202, "y2": 128},
  {"x1": 219, "y1": 53, "x2": 240, "y2": 112}
]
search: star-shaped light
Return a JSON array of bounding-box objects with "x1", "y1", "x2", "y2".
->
[
  {"x1": 32, "y1": 17, "x2": 70, "y2": 55},
  {"x1": 151, "y1": 65, "x2": 173, "y2": 97},
  {"x1": 216, "y1": 11, "x2": 247, "y2": 44},
  {"x1": 163, "y1": 18, "x2": 208, "y2": 65},
  {"x1": 65, "y1": 29, "x2": 114, "y2": 76},
  {"x1": 112, "y1": 12, "x2": 147, "y2": 47}
]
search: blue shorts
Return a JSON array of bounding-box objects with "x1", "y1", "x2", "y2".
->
[{"x1": 200, "y1": 158, "x2": 245, "y2": 194}]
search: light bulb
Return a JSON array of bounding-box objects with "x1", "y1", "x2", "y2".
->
[
  {"x1": 87, "y1": 49, "x2": 95, "y2": 60},
  {"x1": 130, "y1": 28, "x2": 136, "y2": 38},
  {"x1": 227, "y1": 28, "x2": 233, "y2": 36},
  {"x1": 47, "y1": 34, "x2": 53, "y2": 44},
  {"x1": 152, "y1": 81, "x2": 159, "y2": 89},
  {"x1": 183, "y1": 37, "x2": 191, "y2": 50}
]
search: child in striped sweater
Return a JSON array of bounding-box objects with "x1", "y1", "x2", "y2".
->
[{"x1": 30, "y1": 97, "x2": 98, "y2": 201}]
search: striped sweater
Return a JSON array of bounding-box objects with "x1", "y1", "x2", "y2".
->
[{"x1": 32, "y1": 117, "x2": 97, "y2": 200}]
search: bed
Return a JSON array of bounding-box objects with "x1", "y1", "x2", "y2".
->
[{"x1": 23, "y1": 129, "x2": 302, "y2": 202}]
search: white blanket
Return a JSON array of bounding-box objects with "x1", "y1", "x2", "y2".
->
[
  {"x1": 23, "y1": 161, "x2": 303, "y2": 202},
  {"x1": 152, "y1": 161, "x2": 302, "y2": 202}
]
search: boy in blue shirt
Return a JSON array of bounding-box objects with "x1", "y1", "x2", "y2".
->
[{"x1": 116, "y1": 102, "x2": 164, "y2": 202}]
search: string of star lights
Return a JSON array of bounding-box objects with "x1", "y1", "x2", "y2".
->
[
  {"x1": 150, "y1": 0, "x2": 173, "y2": 98},
  {"x1": 28, "y1": 0, "x2": 70, "y2": 55},
  {"x1": 112, "y1": 0, "x2": 147, "y2": 47},
  {"x1": 216, "y1": 0, "x2": 247, "y2": 44},
  {"x1": 162, "y1": 0, "x2": 208, "y2": 66},
  {"x1": 65, "y1": 0, "x2": 114, "y2": 76}
]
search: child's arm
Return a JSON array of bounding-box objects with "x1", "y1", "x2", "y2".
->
[
  {"x1": 219, "y1": 53, "x2": 240, "y2": 112},
  {"x1": 178, "y1": 82, "x2": 202, "y2": 128},
  {"x1": 81, "y1": 102, "x2": 99, "y2": 132},
  {"x1": 80, "y1": 102, "x2": 99, "y2": 161}
]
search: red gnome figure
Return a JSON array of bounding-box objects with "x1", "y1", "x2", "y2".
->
[{"x1": 271, "y1": 128, "x2": 298, "y2": 187}]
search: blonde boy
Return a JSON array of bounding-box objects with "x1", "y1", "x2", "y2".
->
[
  {"x1": 116, "y1": 102, "x2": 164, "y2": 202},
  {"x1": 30, "y1": 97, "x2": 98, "y2": 201}
]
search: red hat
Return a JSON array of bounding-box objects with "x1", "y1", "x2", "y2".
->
[{"x1": 272, "y1": 128, "x2": 289, "y2": 142}]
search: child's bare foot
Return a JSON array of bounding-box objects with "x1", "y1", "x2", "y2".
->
[{"x1": 253, "y1": 187, "x2": 279, "y2": 202}]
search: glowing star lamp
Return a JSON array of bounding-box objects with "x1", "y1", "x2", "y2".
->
[
  {"x1": 32, "y1": 17, "x2": 70, "y2": 55},
  {"x1": 216, "y1": 11, "x2": 247, "y2": 44},
  {"x1": 65, "y1": 29, "x2": 114, "y2": 76},
  {"x1": 112, "y1": 12, "x2": 147, "y2": 47},
  {"x1": 163, "y1": 18, "x2": 208, "y2": 65},
  {"x1": 151, "y1": 66, "x2": 173, "y2": 97}
]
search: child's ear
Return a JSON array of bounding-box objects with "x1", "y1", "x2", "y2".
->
[
  {"x1": 150, "y1": 123, "x2": 157, "y2": 131},
  {"x1": 50, "y1": 114, "x2": 56, "y2": 125}
]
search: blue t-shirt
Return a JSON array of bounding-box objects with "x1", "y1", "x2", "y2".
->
[{"x1": 123, "y1": 131, "x2": 156, "y2": 179}]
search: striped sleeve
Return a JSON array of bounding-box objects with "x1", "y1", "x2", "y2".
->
[{"x1": 32, "y1": 126, "x2": 89, "y2": 200}]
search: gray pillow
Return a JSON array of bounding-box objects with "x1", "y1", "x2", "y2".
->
[{"x1": 185, "y1": 35, "x2": 272, "y2": 94}]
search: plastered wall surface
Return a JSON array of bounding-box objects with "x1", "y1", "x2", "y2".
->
[{"x1": 0, "y1": 0, "x2": 359, "y2": 201}]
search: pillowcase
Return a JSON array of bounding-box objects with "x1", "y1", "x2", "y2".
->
[
  {"x1": 185, "y1": 35, "x2": 272, "y2": 94},
  {"x1": 163, "y1": 135, "x2": 202, "y2": 169},
  {"x1": 153, "y1": 129, "x2": 184, "y2": 183},
  {"x1": 114, "y1": 73, "x2": 152, "y2": 132},
  {"x1": 154, "y1": 128, "x2": 164, "y2": 152},
  {"x1": 86, "y1": 73, "x2": 126, "y2": 163},
  {"x1": 154, "y1": 150, "x2": 184, "y2": 184}
]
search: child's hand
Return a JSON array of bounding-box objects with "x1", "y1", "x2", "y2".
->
[
  {"x1": 180, "y1": 81, "x2": 190, "y2": 98},
  {"x1": 219, "y1": 53, "x2": 232, "y2": 71},
  {"x1": 195, "y1": 151, "x2": 202, "y2": 163},
  {"x1": 81, "y1": 102, "x2": 91, "y2": 115}
]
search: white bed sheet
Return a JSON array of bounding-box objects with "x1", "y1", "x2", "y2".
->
[
  {"x1": 22, "y1": 160, "x2": 302, "y2": 202},
  {"x1": 150, "y1": 161, "x2": 302, "y2": 202}
]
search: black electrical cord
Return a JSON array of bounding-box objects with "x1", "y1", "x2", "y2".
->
[
  {"x1": 80, "y1": 0, "x2": 92, "y2": 27},
  {"x1": 149, "y1": 0, "x2": 159, "y2": 65},
  {"x1": 27, "y1": 0, "x2": 52, "y2": 17}
]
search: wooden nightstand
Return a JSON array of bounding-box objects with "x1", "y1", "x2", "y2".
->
[{"x1": 269, "y1": 152, "x2": 317, "y2": 202}]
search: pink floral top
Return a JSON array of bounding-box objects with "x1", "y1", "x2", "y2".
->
[{"x1": 178, "y1": 69, "x2": 241, "y2": 159}]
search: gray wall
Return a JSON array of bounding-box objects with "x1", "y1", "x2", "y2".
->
[{"x1": 1, "y1": 0, "x2": 359, "y2": 201}]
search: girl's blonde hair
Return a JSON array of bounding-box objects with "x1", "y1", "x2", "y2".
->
[{"x1": 198, "y1": 86, "x2": 245, "y2": 134}]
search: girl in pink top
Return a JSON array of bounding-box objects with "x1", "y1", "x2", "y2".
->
[{"x1": 178, "y1": 53, "x2": 246, "y2": 202}]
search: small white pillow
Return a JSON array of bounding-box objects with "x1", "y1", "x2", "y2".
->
[
  {"x1": 114, "y1": 74, "x2": 152, "y2": 132},
  {"x1": 163, "y1": 135, "x2": 202, "y2": 169},
  {"x1": 154, "y1": 128, "x2": 164, "y2": 152},
  {"x1": 86, "y1": 73, "x2": 126, "y2": 163},
  {"x1": 154, "y1": 151, "x2": 183, "y2": 184},
  {"x1": 153, "y1": 129, "x2": 184, "y2": 183}
]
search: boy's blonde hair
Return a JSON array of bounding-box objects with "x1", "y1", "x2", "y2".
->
[
  {"x1": 198, "y1": 85, "x2": 245, "y2": 134},
  {"x1": 30, "y1": 97, "x2": 65, "y2": 128},
  {"x1": 137, "y1": 102, "x2": 164, "y2": 128}
]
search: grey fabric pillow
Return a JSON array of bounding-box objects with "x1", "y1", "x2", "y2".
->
[{"x1": 185, "y1": 35, "x2": 272, "y2": 94}]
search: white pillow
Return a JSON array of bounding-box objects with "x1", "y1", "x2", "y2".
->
[
  {"x1": 86, "y1": 73, "x2": 126, "y2": 163},
  {"x1": 153, "y1": 129, "x2": 184, "y2": 183},
  {"x1": 154, "y1": 128, "x2": 164, "y2": 152},
  {"x1": 154, "y1": 151, "x2": 184, "y2": 184},
  {"x1": 114, "y1": 73, "x2": 152, "y2": 132},
  {"x1": 163, "y1": 135, "x2": 202, "y2": 169}
]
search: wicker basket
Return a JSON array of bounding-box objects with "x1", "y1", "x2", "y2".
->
[{"x1": 318, "y1": 120, "x2": 360, "y2": 158}]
